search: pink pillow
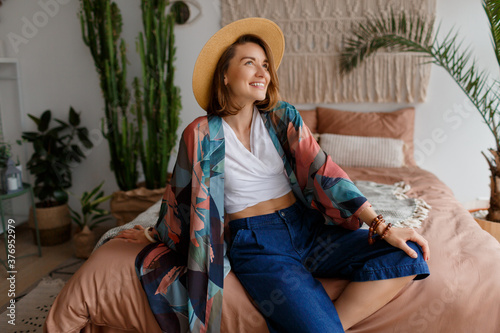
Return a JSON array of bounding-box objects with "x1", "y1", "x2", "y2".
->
[
  {"x1": 316, "y1": 107, "x2": 416, "y2": 166},
  {"x1": 298, "y1": 109, "x2": 318, "y2": 134}
]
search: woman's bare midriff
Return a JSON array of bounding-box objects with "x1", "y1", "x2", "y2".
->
[{"x1": 227, "y1": 191, "x2": 296, "y2": 223}]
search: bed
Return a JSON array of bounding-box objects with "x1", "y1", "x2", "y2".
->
[{"x1": 43, "y1": 106, "x2": 500, "y2": 333}]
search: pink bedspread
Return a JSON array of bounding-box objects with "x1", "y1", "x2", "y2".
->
[
  {"x1": 343, "y1": 166, "x2": 500, "y2": 332},
  {"x1": 44, "y1": 167, "x2": 500, "y2": 332}
]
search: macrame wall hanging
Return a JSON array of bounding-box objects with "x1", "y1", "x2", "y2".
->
[{"x1": 221, "y1": 0, "x2": 436, "y2": 104}]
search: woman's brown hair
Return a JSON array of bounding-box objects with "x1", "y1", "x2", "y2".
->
[{"x1": 208, "y1": 34, "x2": 280, "y2": 116}]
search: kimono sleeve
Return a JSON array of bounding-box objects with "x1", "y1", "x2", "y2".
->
[
  {"x1": 153, "y1": 125, "x2": 194, "y2": 254},
  {"x1": 283, "y1": 103, "x2": 371, "y2": 230}
]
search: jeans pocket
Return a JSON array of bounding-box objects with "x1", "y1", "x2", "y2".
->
[
  {"x1": 229, "y1": 229, "x2": 246, "y2": 258},
  {"x1": 229, "y1": 229, "x2": 266, "y2": 260},
  {"x1": 231, "y1": 229, "x2": 243, "y2": 247}
]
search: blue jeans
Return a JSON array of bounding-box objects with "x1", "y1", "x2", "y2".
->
[{"x1": 228, "y1": 201, "x2": 429, "y2": 333}]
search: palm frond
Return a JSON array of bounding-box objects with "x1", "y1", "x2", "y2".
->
[
  {"x1": 339, "y1": 10, "x2": 435, "y2": 75},
  {"x1": 484, "y1": 0, "x2": 500, "y2": 68},
  {"x1": 429, "y1": 28, "x2": 500, "y2": 150},
  {"x1": 340, "y1": 6, "x2": 500, "y2": 151}
]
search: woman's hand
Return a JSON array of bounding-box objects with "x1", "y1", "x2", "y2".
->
[
  {"x1": 382, "y1": 226, "x2": 430, "y2": 261},
  {"x1": 360, "y1": 206, "x2": 430, "y2": 261},
  {"x1": 114, "y1": 225, "x2": 152, "y2": 244}
]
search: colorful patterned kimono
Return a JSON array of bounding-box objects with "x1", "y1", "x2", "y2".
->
[{"x1": 135, "y1": 101, "x2": 369, "y2": 332}]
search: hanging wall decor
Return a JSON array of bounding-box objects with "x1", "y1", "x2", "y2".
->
[
  {"x1": 221, "y1": 0, "x2": 436, "y2": 104},
  {"x1": 168, "y1": 0, "x2": 202, "y2": 25}
]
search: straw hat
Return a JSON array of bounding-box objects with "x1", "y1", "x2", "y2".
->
[{"x1": 192, "y1": 17, "x2": 285, "y2": 111}]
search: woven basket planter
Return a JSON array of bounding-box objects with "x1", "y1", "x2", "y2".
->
[
  {"x1": 72, "y1": 225, "x2": 97, "y2": 259},
  {"x1": 29, "y1": 203, "x2": 71, "y2": 246},
  {"x1": 110, "y1": 186, "x2": 166, "y2": 226}
]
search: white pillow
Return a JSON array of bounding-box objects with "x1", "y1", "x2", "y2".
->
[{"x1": 319, "y1": 133, "x2": 405, "y2": 168}]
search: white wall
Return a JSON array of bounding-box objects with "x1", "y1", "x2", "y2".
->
[{"x1": 0, "y1": 0, "x2": 494, "y2": 217}]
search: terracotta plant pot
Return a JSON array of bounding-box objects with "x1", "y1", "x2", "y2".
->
[
  {"x1": 29, "y1": 203, "x2": 71, "y2": 246},
  {"x1": 110, "y1": 186, "x2": 165, "y2": 226},
  {"x1": 72, "y1": 225, "x2": 97, "y2": 259}
]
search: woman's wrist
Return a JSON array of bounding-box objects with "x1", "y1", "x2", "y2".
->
[
  {"x1": 374, "y1": 222, "x2": 387, "y2": 235},
  {"x1": 368, "y1": 214, "x2": 392, "y2": 244},
  {"x1": 359, "y1": 205, "x2": 378, "y2": 226}
]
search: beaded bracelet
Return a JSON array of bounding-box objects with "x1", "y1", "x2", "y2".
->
[
  {"x1": 380, "y1": 223, "x2": 393, "y2": 239},
  {"x1": 372, "y1": 218, "x2": 383, "y2": 235},
  {"x1": 144, "y1": 226, "x2": 158, "y2": 243},
  {"x1": 368, "y1": 215, "x2": 385, "y2": 245}
]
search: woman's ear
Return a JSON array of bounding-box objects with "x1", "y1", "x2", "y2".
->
[{"x1": 224, "y1": 76, "x2": 228, "y2": 86}]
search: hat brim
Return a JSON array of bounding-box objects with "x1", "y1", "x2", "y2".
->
[{"x1": 192, "y1": 17, "x2": 285, "y2": 111}]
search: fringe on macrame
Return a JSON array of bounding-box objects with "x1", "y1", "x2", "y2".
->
[
  {"x1": 392, "y1": 181, "x2": 432, "y2": 229},
  {"x1": 278, "y1": 54, "x2": 432, "y2": 104},
  {"x1": 221, "y1": 0, "x2": 436, "y2": 104}
]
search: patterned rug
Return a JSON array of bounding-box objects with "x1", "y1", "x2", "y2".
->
[{"x1": 0, "y1": 259, "x2": 84, "y2": 332}]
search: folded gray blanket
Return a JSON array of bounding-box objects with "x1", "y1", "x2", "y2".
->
[{"x1": 94, "y1": 200, "x2": 161, "y2": 250}]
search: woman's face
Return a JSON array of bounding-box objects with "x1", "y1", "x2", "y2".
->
[{"x1": 224, "y1": 42, "x2": 270, "y2": 109}]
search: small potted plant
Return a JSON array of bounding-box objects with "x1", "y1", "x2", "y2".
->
[
  {"x1": 0, "y1": 142, "x2": 11, "y2": 169},
  {"x1": 69, "y1": 181, "x2": 112, "y2": 258},
  {"x1": 21, "y1": 107, "x2": 93, "y2": 245},
  {"x1": 0, "y1": 142, "x2": 13, "y2": 192},
  {"x1": 0, "y1": 141, "x2": 25, "y2": 193}
]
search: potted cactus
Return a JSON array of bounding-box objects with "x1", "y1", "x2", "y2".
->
[{"x1": 79, "y1": 0, "x2": 181, "y2": 225}]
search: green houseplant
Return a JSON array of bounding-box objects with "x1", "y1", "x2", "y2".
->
[
  {"x1": 339, "y1": 0, "x2": 500, "y2": 222},
  {"x1": 21, "y1": 107, "x2": 93, "y2": 245},
  {"x1": 0, "y1": 142, "x2": 11, "y2": 169},
  {"x1": 0, "y1": 142, "x2": 12, "y2": 192},
  {"x1": 79, "y1": 0, "x2": 181, "y2": 224},
  {"x1": 79, "y1": 0, "x2": 138, "y2": 191},
  {"x1": 0, "y1": 142, "x2": 18, "y2": 193},
  {"x1": 135, "y1": 0, "x2": 181, "y2": 190},
  {"x1": 69, "y1": 181, "x2": 111, "y2": 258}
]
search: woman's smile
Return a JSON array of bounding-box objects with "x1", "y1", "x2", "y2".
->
[{"x1": 224, "y1": 42, "x2": 270, "y2": 108}]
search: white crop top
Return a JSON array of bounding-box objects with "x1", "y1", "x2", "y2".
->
[{"x1": 222, "y1": 107, "x2": 292, "y2": 214}]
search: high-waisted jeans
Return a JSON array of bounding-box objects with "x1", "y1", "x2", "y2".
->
[{"x1": 228, "y1": 200, "x2": 429, "y2": 333}]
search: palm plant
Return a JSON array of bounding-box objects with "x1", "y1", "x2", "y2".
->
[{"x1": 339, "y1": 1, "x2": 500, "y2": 222}]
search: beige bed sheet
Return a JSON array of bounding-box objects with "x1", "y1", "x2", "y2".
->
[{"x1": 44, "y1": 166, "x2": 500, "y2": 332}]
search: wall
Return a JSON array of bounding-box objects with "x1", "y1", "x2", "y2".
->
[{"x1": 0, "y1": 0, "x2": 493, "y2": 218}]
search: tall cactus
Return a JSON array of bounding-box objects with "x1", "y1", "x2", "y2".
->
[
  {"x1": 79, "y1": 0, "x2": 138, "y2": 191},
  {"x1": 136, "y1": 0, "x2": 181, "y2": 189},
  {"x1": 79, "y1": 0, "x2": 181, "y2": 191}
]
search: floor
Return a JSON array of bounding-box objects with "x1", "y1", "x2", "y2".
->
[{"x1": 0, "y1": 220, "x2": 115, "y2": 307}]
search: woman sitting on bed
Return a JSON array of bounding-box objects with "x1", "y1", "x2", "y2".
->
[{"x1": 116, "y1": 17, "x2": 430, "y2": 333}]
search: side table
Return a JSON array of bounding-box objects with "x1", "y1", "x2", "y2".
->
[{"x1": 0, "y1": 183, "x2": 42, "y2": 270}]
